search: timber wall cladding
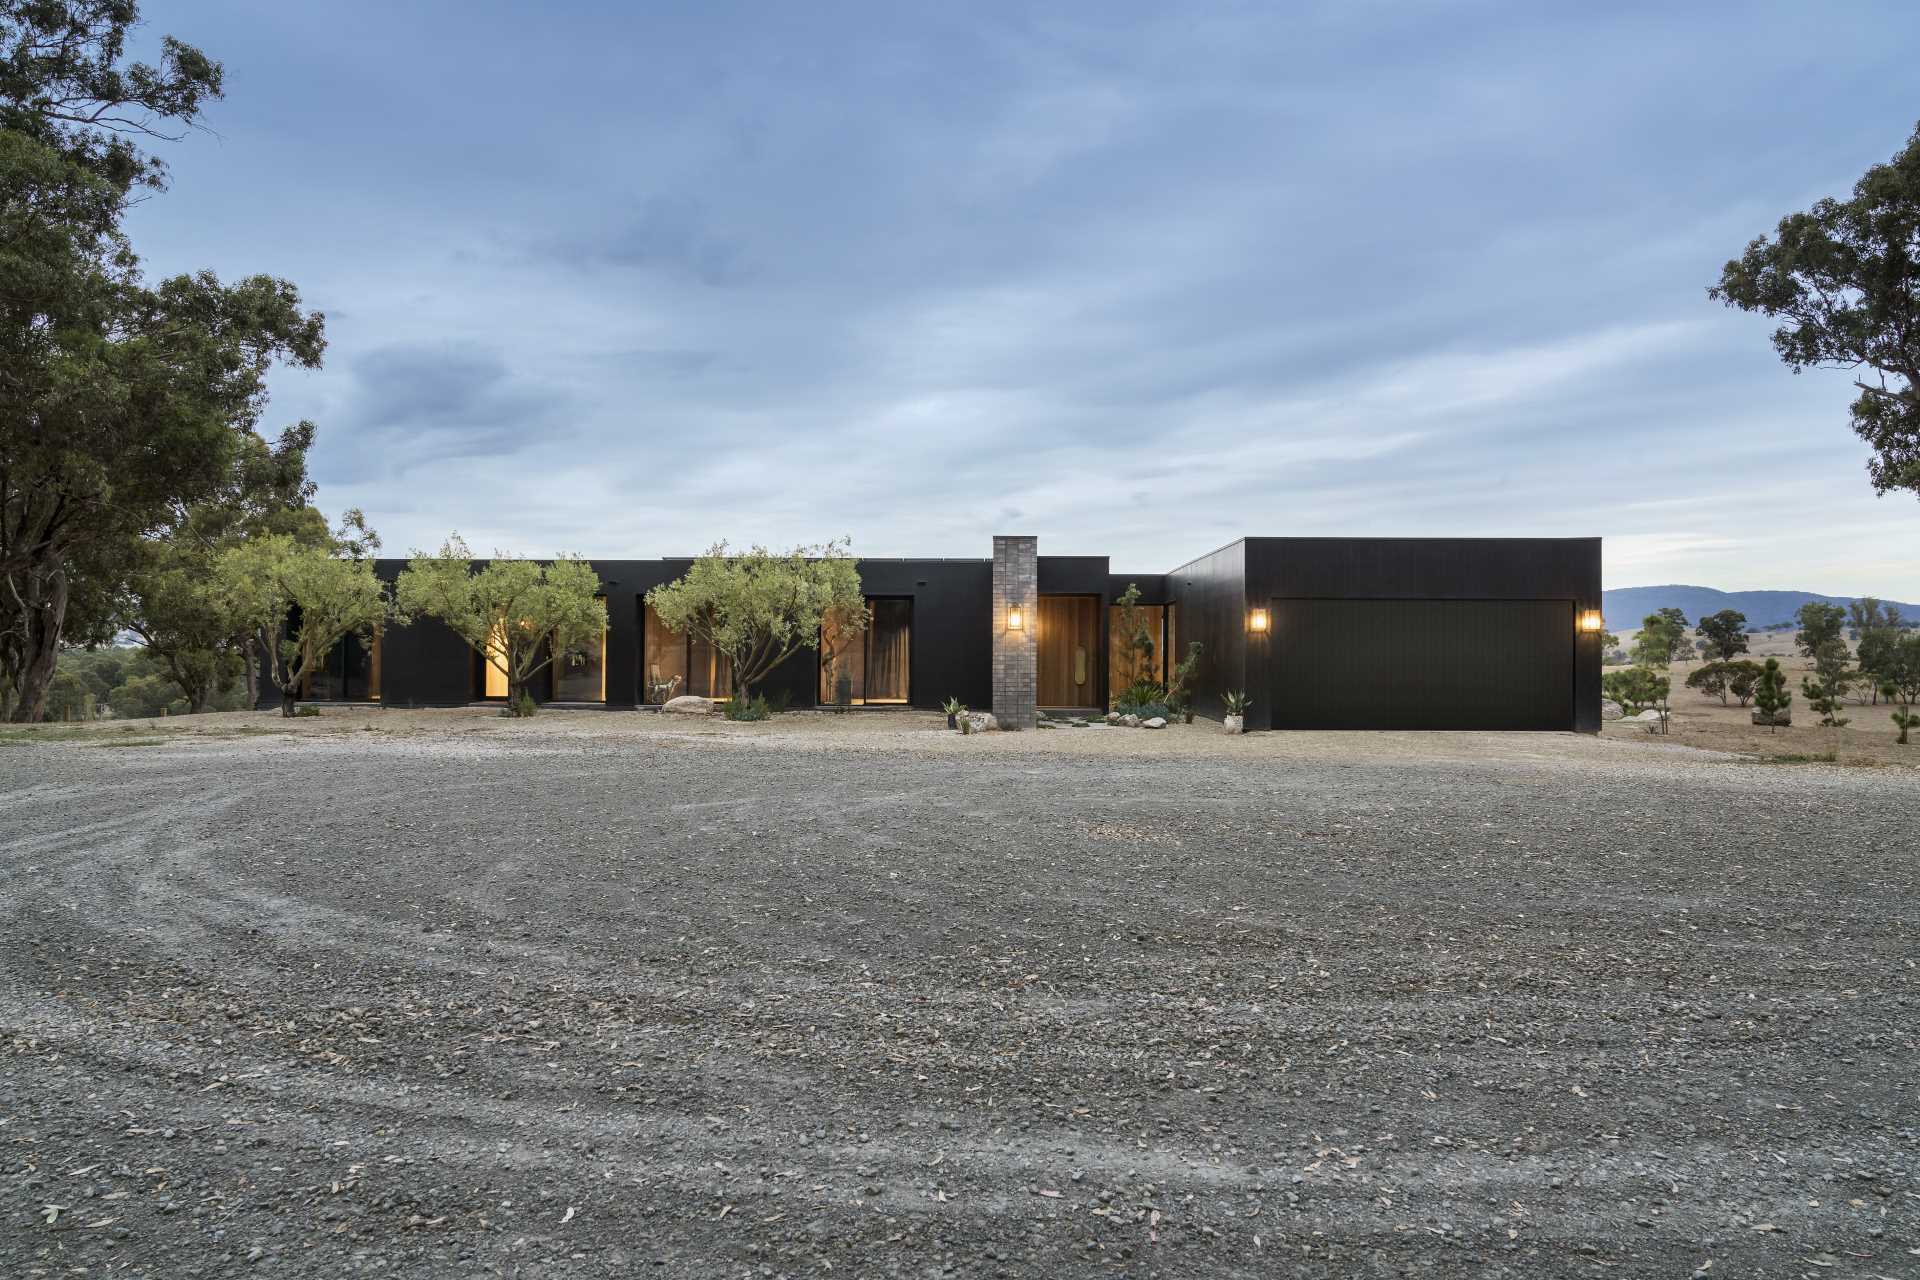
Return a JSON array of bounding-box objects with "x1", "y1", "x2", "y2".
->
[{"x1": 1036, "y1": 595, "x2": 1101, "y2": 708}]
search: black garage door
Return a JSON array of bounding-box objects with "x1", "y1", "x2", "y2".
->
[{"x1": 1269, "y1": 599, "x2": 1573, "y2": 730}]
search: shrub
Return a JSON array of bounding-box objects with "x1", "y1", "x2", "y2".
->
[
  {"x1": 724, "y1": 694, "x2": 773, "y2": 722},
  {"x1": 1602, "y1": 667, "x2": 1668, "y2": 714}
]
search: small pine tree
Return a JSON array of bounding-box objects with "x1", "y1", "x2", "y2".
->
[
  {"x1": 1801, "y1": 672, "x2": 1851, "y2": 728},
  {"x1": 1888, "y1": 682, "x2": 1918, "y2": 745},
  {"x1": 1753, "y1": 657, "x2": 1790, "y2": 733}
]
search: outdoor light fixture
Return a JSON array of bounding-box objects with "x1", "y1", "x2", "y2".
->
[
  {"x1": 1007, "y1": 605, "x2": 1024, "y2": 631},
  {"x1": 1247, "y1": 607, "x2": 1270, "y2": 633},
  {"x1": 1578, "y1": 609, "x2": 1605, "y2": 634}
]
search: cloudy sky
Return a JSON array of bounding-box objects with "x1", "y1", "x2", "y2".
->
[{"x1": 129, "y1": 1, "x2": 1920, "y2": 593}]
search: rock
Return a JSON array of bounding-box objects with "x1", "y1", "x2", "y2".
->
[
  {"x1": 1752, "y1": 708, "x2": 1791, "y2": 727},
  {"x1": 965, "y1": 711, "x2": 998, "y2": 733},
  {"x1": 1121, "y1": 714, "x2": 1141, "y2": 728},
  {"x1": 1143, "y1": 717, "x2": 1167, "y2": 729},
  {"x1": 1036, "y1": 718, "x2": 1057, "y2": 729},
  {"x1": 1104, "y1": 711, "x2": 1121, "y2": 725},
  {"x1": 1069, "y1": 718, "x2": 1088, "y2": 727},
  {"x1": 1633, "y1": 709, "x2": 1663, "y2": 721},
  {"x1": 661, "y1": 695, "x2": 716, "y2": 715},
  {"x1": 1600, "y1": 699, "x2": 1623, "y2": 721}
]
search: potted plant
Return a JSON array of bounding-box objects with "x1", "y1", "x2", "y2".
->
[
  {"x1": 1222, "y1": 689, "x2": 1250, "y2": 734},
  {"x1": 943, "y1": 696, "x2": 963, "y2": 730}
]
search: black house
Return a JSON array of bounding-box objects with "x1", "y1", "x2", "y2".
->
[{"x1": 287, "y1": 534, "x2": 1603, "y2": 733}]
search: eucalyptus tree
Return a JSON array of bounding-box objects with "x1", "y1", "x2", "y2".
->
[
  {"x1": 0, "y1": 1, "x2": 324, "y2": 720},
  {"x1": 646, "y1": 540, "x2": 866, "y2": 704},
  {"x1": 394, "y1": 537, "x2": 606, "y2": 716}
]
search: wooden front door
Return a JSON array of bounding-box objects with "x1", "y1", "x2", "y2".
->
[{"x1": 1037, "y1": 595, "x2": 1101, "y2": 708}]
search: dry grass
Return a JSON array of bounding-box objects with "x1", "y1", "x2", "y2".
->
[{"x1": 1607, "y1": 627, "x2": 1918, "y2": 767}]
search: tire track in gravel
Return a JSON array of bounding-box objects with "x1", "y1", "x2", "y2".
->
[{"x1": 2, "y1": 726, "x2": 1915, "y2": 1277}]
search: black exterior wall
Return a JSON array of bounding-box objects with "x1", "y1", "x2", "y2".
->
[
  {"x1": 1164, "y1": 537, "x2": 1603, "y2": 732},
  {"x1": 274, "y1": 536, "x2": 1601, "y2": 732},
  {"x1": 278, "y1": 557, "x2": 1001, "y2": 713}
]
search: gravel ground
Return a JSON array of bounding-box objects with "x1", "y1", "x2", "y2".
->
[{"x1": 2, "y1": 712, "x2": 1916, "y2": 1278}]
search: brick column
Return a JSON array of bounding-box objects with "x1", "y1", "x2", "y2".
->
[{"x1": 991, "y1": 535, "x2": 1037, "y2": 730}]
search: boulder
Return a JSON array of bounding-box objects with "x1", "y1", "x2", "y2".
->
[
  {"x1": 1143, "y1": 716, "x2": 1167, "y2": 729},
  {"x1": 1600, "y1": 699, "x2": 1623, "y2": 721},
  {"x1": 1105, "y1": 711, "x2": 1122, "y2": 725},
  {"x1": 1036, "y1": 718, "x2": 1057, "y2": 729},
  {"x1": 1633, "y1": 708, "x2": 1663, "y2": 722},
  {"x1": 1121, "y1": 713, "x2": 1141, "y2": 728},
  {"x1": 1751, "y1": 708, "x2": 1791, "y2": 727},
  {"x1": 1069, "y1": 718, "x2": 1088, "y2": 728},
  {"x1": 965, "y1": 711, "x2": 998, "y2": 733},
  {"x1": 661, "y1": 695, "x2": 716, "y2": 716}
]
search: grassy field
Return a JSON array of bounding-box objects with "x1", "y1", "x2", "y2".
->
[{"x1": 1607, "y1": 627, "x2": 1917, "y2": 767}]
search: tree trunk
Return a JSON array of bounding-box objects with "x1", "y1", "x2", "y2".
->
[
  {"x1": 8, "y1": 565, "x2": 70, "y2": 724},
  {"x1": 242, "y1": 636, "x2": 259, "y2": 710}
]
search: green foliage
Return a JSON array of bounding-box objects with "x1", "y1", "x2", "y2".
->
[
  {"x1": 1847, "y1": 596, "x2": 1903, "y2": 638},
  {"x1": 1892, "y1": 704, "x2": 1918, "y2": 745},
  {"x1": 942, "y1": 696, "x2": 963, "y2": 717},
  {"x1": 108, "y1": 672, "x2": 183, "y2": 720},
  {"x1": 394, "y1": 535, "x2": 605, "y2": 717},
  {"x1": 1164, "y1": 640, "x2": 1203, "y2": 720},
  {"x1": 1686, "y1": 659, "x2": 1763, "y2": 706},
  {"x1": 1879, "y1": 632, "x2": 1920, "y2": 706},
  {"x1": 1694, "y1": 610, "x2": 1750, "y2": 662},
  {"x1": 1794, "y1": 602, "x2": 1848, "y2": 659},
  {"x1": 1753, "y1": 657, "x2": 1792, "y2": 732},
  {"x1": 1110, "y1": 583, "x2": 1157, "y2": 696},
  {"x1": 1221, "y1": 689, "x2": 1251, "y2": 716},
  {"x1": 645, "y1": 539, "x2": 864, "y2": 700},
  {"x1": 724, "y1": 693, "x2": 773, "y2": 722},
  {"x1": 1710, "y1": 121, "x2": 1920, "y2": 497},
  {"x1": 0, "y1": 3, "x2": 322, "y2": 722},
  {"x1": 220, "y1": 536, "x2": 387, "y2": 717},
  {"x1": 1603, "y1": 666, "x2": 1669, "y2": 715},
  {"x1": 1801, "y1": 672, "x2": 1850, "y2": 727},
  {"x1": 1631, "y1": 612, "x2": 1686, "y2": 669}
]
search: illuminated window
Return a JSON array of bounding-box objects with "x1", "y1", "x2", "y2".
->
[
  {"x1": 820, "y1": 598, "x2": 911, "y2": 706},
  {"x1": 483, "y1": 620, "x2": 509, "y2": 698},
  {"x1": 644, "y1": 603, "x2": 731, "y2": 702}
]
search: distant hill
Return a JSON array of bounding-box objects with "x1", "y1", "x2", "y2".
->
[{"x1": 1603, "y1": 585, "x2": 1920, "y2": 631}]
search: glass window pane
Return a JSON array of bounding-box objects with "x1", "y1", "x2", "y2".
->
[
  {"x1": 553, "y1": 618, "x2": 606, "y2": 702},
  {"x1": 484, "y1": 621, "x2": 509, "y2": 697},
  {"x1": 643, "y1": 604, "x2": 688, "y2": 703},
  {"x1": 865, "y1": 599, "x2": 910, "y2": 703},
  {"x1": 820, "y1": 608, "x2": 866, "y2": 705}
]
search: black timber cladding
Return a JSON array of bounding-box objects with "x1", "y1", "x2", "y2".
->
[
  {"x1": 277, "y1": 537, "x2": 1602, "y2": 732},
  {"x1": 1164, "y1": 537, "x2": 1602, "y2": 732}
]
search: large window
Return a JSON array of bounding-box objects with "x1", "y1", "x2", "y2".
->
[
  {"x1": 821, "y1": 597, "x2": 911, "y2": 705},
  {"x1": 482, "y1": 621, "x2": 510, "y2": 698},
  {"x1": 304, "y1": 627, "x2": 382, "y2": 701},
  {"x1": 643, "y1": 602, "x2": 731, "y2": 703},
  {"x1": 552, "y1": 613, "x2": 607, "y2": 702}
]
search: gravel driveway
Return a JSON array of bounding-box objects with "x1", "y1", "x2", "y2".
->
[{"x1": 2, "y1": 714, "x2": 1915, "y2": 1277}]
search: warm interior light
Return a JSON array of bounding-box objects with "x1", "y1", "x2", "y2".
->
[
  {"x1": 1007, "y1": 605, "x2": 1025, "y2": 631},
  {"x1": 1578, "y1": 609, "x2": 1605, "y2": 634},
  {"x1": 1247, "y1": 607, "x2": 1270, "y2": 633}
]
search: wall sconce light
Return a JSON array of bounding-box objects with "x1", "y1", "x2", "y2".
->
[
  {"x1": 1247, "y1": 607, "x2": 1270, "y2": 634},
  {"x1": 1007, "y1": 605, "x2": 1024, "y2": 631},
  {"x1": 1577, "y1": 609, "x2": 1605, "y2": 634}
]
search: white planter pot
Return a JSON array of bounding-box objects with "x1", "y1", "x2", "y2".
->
[{"x1": 1223, "y1": 715, "x2": 1244, "y2": 734}]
